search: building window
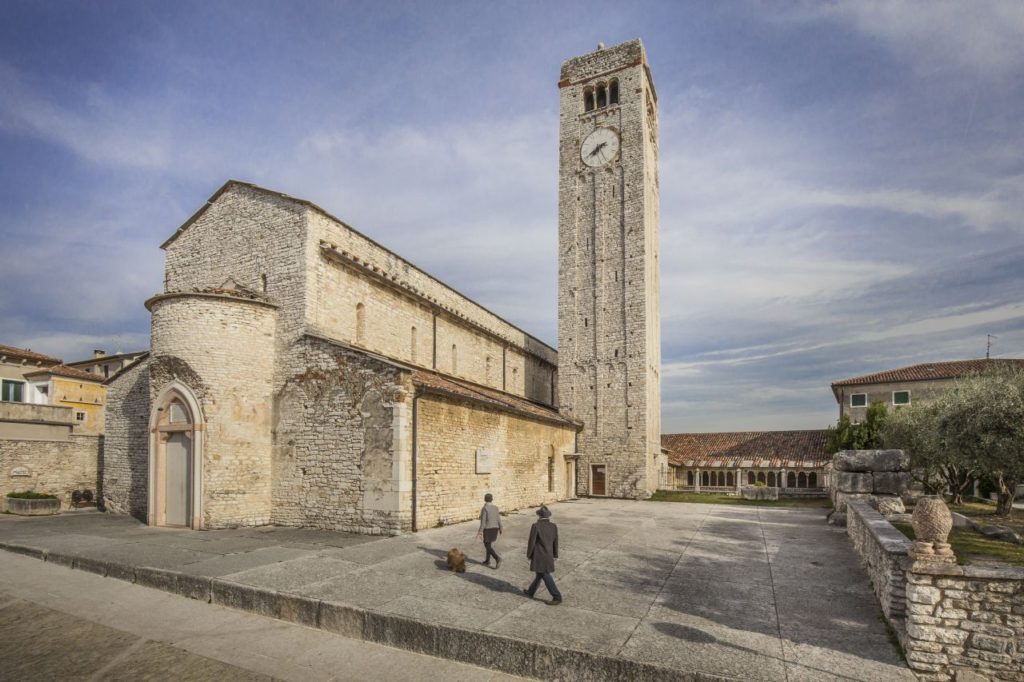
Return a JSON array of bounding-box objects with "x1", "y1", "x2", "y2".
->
[
  {"x1": 486, "y1": 355, "x2": 493, "y2": 384},
  {"x1": 548, "y1": 455, "x2": 555, "y2": 493},
  {"x1": 850, "y1": 393, "x2": 867, "y2": 408},
  {"x1": 75, "y1": 411, "x2": 86, "y2": 421},
  {"x1": 609, "y1": 79, "x2": 619, "y2": 105},
  {"x1": 410, "y1": 326, "x2": 418, "y2": 363},
  {"x1": 596, "y1": 84, "x2": 607, "y2": 108},
  {"x1": 748, "y1": 471, "x2": 755, "y2": 485},
  {"x1": 103, "y1": 365, "x2": 110, "y2": 378},
  {"x1": 893, "y1": 391, "x2": 911, "y2": 406},
  {"x1": 584, "y1": 87, "x2": 595, "y2": 112},
  {"x1": 1, "y1": 380, "x2": 24, "y2": 402},
  {"x1": 451, "y1": 344, "x2": 458, "y2": 374}
]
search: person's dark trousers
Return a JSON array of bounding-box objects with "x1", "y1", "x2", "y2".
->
[
  {"x1": 483, "y1": 541, "x2": 501, "y2": 564},
  {"x1": 526, "y1": 572, "x2": 562, "y2": 600}
]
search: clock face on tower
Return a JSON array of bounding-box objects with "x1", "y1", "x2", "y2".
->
[{"x1": 580, "y1": 127, "x2": 620, "y2": 167}]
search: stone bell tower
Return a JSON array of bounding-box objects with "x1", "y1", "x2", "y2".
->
[{"x1": 557, "y1": 39, "x2": 663, "y2": 499}]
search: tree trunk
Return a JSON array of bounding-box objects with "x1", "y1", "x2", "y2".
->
[{"x1": 995, "y1": 478, "x2": 1017, "y2": 516}]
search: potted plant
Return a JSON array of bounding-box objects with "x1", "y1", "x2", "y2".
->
[{"x1": 6, "y1": 491, "x2": 61, "y2": 516}]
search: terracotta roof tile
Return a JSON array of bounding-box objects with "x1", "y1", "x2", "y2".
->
[
  {"x1": 660, "y1": 431, "x2": 829, "y2": 468},
  {"x1": 412, "y1": 370, "x2": 580, "y2": 429},
  {"x1": 0, "y1": 343, "x2": 61, "y2": 365},
  {"x1": 832, "y1": 358, "x2": 1024, "y2": 388},
  {"x1": 25, "y1": 364, "x2": 105, "y2": 382}
]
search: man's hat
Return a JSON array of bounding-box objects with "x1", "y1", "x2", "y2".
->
[{"x1": 536, "y1": 505, "x2": 551, "y2": 518}]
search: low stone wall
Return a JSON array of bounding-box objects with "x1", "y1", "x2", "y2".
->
[
  {"x1": 846, "y1": 500, "x2": 911, "y2": 631},
  {"x1": 905, "y1": 562, "x2": 1024, "y2": 681},
  {"x1": 844, "y1": 499, "x2": 1024, "y2": 681},
  {"x1": 0, "y1": 434, "x2": 102, "y2": 508}
]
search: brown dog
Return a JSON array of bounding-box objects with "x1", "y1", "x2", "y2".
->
[{"x1": 446, "y1": 547, "x2": 466, "y2": 573}]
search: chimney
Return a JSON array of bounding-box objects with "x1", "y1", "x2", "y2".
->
[{"x1": 93, "y1": 349, "x2": 106, "y2": 359}]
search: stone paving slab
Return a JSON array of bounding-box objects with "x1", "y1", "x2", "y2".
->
[{"x1": 0, "y1": 500, "x2": 916, "y2": 681}]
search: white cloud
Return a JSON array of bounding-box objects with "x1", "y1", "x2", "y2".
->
[{"x1": 782, "y1": 0, "x2": 1024, "y2": 80}]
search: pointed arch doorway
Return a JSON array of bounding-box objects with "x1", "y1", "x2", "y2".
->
[{"x1": 149, "y1": 383, "x2": 204, "y2": 528}]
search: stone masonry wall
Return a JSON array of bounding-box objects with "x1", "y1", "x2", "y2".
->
[
  {"x1": 0, "y1": 434, "x2": 101, "y2": 509},
  {"x1": 102, "y1": 358, "x2": 151, "y2": 520},
  {"x1": 557, "y1": 39, "x2": 663, "y2": 499},
  {"x1": 150, "y1": 293, "x2": 276, "y2": 528},
  {"x1": 846, "y1": 500, "x2": 911, "y2": 629},
  {"x1": 309, "y1": 213, "x2": 557, "y2": 406},
  {"x1": 271, "y1": 335, "x2": 412, "y2": 535},
  {"x1": 415, "y1": 394, "x2": 577, "y2": 530},
  {"x1": 905, "y1": 562, "x2": 1024, "y2": 681}
]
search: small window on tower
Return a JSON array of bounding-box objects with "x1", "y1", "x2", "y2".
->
[
  {"x1": 596, "y1": 84, "x2": 607, "y2": 108},
  {"x1": 584, "y1": 87, "x2": 595, "y2": 112},
  {"x1": 609, "y1": 79, "x2": 619, "y2": 105}
]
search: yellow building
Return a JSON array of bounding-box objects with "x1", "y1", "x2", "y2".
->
[{"x1": 24, "y1": 364, "x2": 106, "y2": 435}]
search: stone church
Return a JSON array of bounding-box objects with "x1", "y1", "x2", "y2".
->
[{"x1": 103, "y1": 39, "x2": 665, "y2": 533}]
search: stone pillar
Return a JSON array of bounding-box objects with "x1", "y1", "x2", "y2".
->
[
  {"x1": 735, "y1": 469, "x2": 742, "y2": 493},
  {"x1": 695, "y1": 468, "x2": 701, "y2": 492},
  {"x1": 781, "y1": 469, "x2": 787, "y2": 489}
]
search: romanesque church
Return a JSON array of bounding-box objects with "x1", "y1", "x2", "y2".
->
[{"x1": 103, "y1": 39, "x2": 667, "y2": 532}]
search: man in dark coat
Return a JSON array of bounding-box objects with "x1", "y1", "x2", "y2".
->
[{"x1": 524, "y1": 505, "x2": 562, "y2": 605}]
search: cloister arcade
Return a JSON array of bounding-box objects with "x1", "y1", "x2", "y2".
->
[{"x1": 677, "y1": 467, "x2": 826, "y2": 493}]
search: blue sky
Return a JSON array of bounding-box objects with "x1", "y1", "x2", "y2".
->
[{"x1": 2, "y1": 1, "x2": 1023, "y2": 432}]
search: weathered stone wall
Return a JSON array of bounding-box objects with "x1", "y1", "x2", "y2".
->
[
  {"x1": 557, "y1": 39, "x2": 663, "y2": 499},
  {"x1": 415, "y1": 393, "x2": 577, "y2": 529},
  {"x1": 905, "y1": 562, "x2": 1024, "y2": 681},
  {"x1": 846, "y1": 500, "x2": 911, "y2": 628},
  {"x1": 102, "y1": 358, "x2": 151, "y2": 519},
  {"x1": 310, "y1": 214, "x2": 557, "y2": 405},
  {"x1": 0, "y1": 434, "x2": 101, "y2": 508},
  {"x1": 271, "y1": 335, "x2": 412, "y2": 535},
  {"x1": 150, "y1": 293, "x2": 276, "y2": 528},
  {"x1": 829, "y1": 449, "x2": 911, "y2": 526}
]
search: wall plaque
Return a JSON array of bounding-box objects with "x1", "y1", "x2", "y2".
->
[
  {"x1": 475, "y1": 448, "x2": 494, "y2": 475},
  {"x1": 10, "y1": 466, "x2": 32, "y2": 478}
]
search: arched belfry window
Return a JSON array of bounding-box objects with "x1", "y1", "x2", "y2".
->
[
  {"x1": 410, "y1": 326, "x2": 418, "y2": 363},
  {"x1": 596, "y1": 84, "x2": 607, "y2": 108},
  {"x1": 584, "y1": 87, "x2": 595, "y2": 112},
  {"x1": 609, "y1": 79, "x2": 619, "y2": 105}
]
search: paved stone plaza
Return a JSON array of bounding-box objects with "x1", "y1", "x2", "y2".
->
[{"x1": 0, "y1": 500, "x2": 914, "y2": 681}]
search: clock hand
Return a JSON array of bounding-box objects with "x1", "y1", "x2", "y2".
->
[{"x1": 588, "y1": 142, "x2": 606, "y2": 157}]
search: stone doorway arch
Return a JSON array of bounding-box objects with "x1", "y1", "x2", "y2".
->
[{"x1": 148, "y1": 382, "x2": 204, "y2": 528}]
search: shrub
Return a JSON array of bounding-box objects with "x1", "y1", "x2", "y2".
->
[
  {"x1": 754, "y1": 481, "x2": 766, "y2": 488},
  {"x1": 6, "y1": 491, "x2": 57, "y2": 500}
]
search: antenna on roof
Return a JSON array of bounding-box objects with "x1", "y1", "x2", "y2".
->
[{"x1": 986, "y1": 334, "x2": 997, "y2": 360}]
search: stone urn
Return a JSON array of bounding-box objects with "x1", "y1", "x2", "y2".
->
[{"x1": 910, "y1": 495, "x2": 955, "y2": 561}]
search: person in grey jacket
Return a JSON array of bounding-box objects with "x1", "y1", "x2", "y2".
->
[
  {"x1": 476, "y1": 493, "x2": 502, "y2": 569},
  {"x1": 524, "y1": 505, "x2": 562, "y2": 604}
]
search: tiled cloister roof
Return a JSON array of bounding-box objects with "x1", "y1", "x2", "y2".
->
[
  {"x1": 832, "y1": 358, "x2": 1024, "y2": 388},
  {"x1": 661, "y1": 430, "x2": 829, "y2": 469}
]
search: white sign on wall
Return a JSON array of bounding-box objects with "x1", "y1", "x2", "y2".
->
[
  {"x1": 475, "y1": 448, "x2": 494, "y2": 475},
  {"x1": 10, "y1": 466, "x2": 32, "y2": 478}
]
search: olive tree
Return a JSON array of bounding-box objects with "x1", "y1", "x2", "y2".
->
[
  {"x1": 941, "y1": 371, "x2": 1024, "y2": 516},
  {"x1": 883, "y1": 397, "x2": 976, "y2": 503}
]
